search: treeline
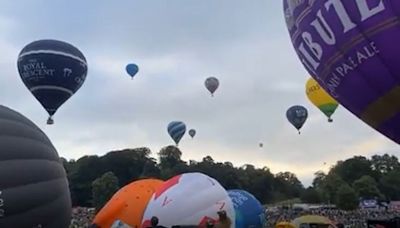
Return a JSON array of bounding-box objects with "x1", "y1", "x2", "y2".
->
[
  {"x1": 304, "y1": 154, "x2": 400, "y2": 210},
  {"x1": 62, "y1": 146, "x2": 400, "y2": 211}
]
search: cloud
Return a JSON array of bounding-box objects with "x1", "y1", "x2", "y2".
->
[{"x1": 0, "y1": 1, "x2": 398, "y2": 188}]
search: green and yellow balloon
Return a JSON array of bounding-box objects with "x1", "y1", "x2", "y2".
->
[{"x1": 306, "y1": 77, "x2": 339, "y2": 122}]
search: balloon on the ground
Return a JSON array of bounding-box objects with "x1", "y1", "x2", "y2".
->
[
  {"x1": 306, "y1": 77, "x2": 338, "y2": 122},
  {"x1": 167, "y1": 121, "x2": 186, "y2": 146},
  {"x1": 283, "y1": 0, "x2": 400, "y2": 144},
  {"x1": 126, "y1": 63, "x2": 139, "y2": 79},
  {"x1": 205, "y1": 77, "x2": 219, "y2": 96},
  {"x1": 17, "y1": 39, "x2": 88, "y2": 125},
  {"x1": 228, "y1": 190, "x2": 265, "y2": 228},
  {"x1": 141, "y1": 172, "x2": 235, "y2": 227},
  {"x1": 92, "y1": 179, "x2": 164, "y2": 228},
  {"x1": 286, "y1": 105, "x2": 308, "y2": 134},
  {"x1": 188, "y1": 129, "x2": 196, "y2": 138},
  {"x1": 291, "y1": 215, "x2": 334, "y2": 228},
  {"x1": 0, "y1": 105, "x2": 71, "y2": 228}
]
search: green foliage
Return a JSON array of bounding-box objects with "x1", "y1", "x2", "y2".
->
[
  {"x1": 300, "y1": 187, "x2": 322, "y2": 204},
  {"x1": 62, "y1": 148, "x2": 400, "y2": 208},
  {"x1": 336, "y1": 184, "x2": 359, "y2": 211},
  {"x1": 353, "y1": 175, "x2": 382, "y2": 199},
  {"x1": 92, "y1": 171, "x2": 120, "y2": 212}
]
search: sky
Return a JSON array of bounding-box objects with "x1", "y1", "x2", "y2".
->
[{"x1": 0, "y1": 1, "x2": 398, "y2": 186}]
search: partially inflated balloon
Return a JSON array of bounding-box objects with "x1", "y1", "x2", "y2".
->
[
  {"x1": 0, "y1": 105, "x2": 71, "y2": 228},
  {"x1": 167, "y1": 121, "x2": 186, "y2": 146},
  {"x1": 17, "y1": 40, "x2": 87, "y2": 124},
  {"x1": 141, "y1": 172, "x2": 235, "y2": 227},
  {"x1": 283, "y1": 0, "x2": 400, "y2": 144},
  {"x1": 286, "y1": 105, "x2": 308, "y2": 134},
  {"x1": 126, "y1": 63, "x2": 139, "y2": 79},
  {"x1": 92, "y1": 179, "x2": 164, "y2": 228},
  {"x1": 205, "y1": 77, "x2": 219, "y2": 97},
  {"x1": 306, "y1": 77, "x2": 339, "y2": 122},
  {"x1": 228, "y1": 190, "x2": 265, "y2": 228},
  {"x1": 188, "y1": 129, "x2": 196, "y2": 138}
]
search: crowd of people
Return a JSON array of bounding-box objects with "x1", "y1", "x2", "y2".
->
[
  {"x1": 70, "y1": 206, "x2": 400, "y2": 227},
  {"x1": 70, "y1": 207, "x2": 95, "y2": 228},
  {"x1": 265, "y1": 207, "x2": 400, "y2": 227}
]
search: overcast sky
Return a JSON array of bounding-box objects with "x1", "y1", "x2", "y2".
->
[{"x1": 0, "y1": 1, "x2": 398, "y2": 186}]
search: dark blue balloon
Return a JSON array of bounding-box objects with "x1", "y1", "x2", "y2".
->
[
  {"x1": 167, "y1": 121, "x2": 186, "y2": 146},
  {"x1": 126, "y1": 64, "x2": 139, "y2": 78},
  {"x1": 286, "y1": 105, "x2": 308, "y2": 133},
  {"x1": 17, "y1": 40, "x2": 88, "y2": 124},
  {"x1": 228, "y1": 190, "x2": 265, "y2": 228}
]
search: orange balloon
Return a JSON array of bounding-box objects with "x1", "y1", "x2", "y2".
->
[{"x1": 93, "y1": 178, "x2": 164, "y2": 228}]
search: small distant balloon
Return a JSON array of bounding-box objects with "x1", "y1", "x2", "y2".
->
[
  {"x1": 126, "y1": 63, "x2": 139, "y2": 79},
  {"x1": 259, "y1": 143, "x2": 263, "y2": 148},
  {"x1": 286, "y1": 105, "x2": 308, "y2": 134},
  {"x1": 189, "y1": 129, "x2": 196, "y2": 138},
  {"x1": 205, "y1": 77, "x2": 219, "y2": 97},
  {"x1": 167, "y1": 121, "x2": 186, "y2": 146},
  {"x1": 17, "y1": 39, "x2": 88, "y2": 125}
]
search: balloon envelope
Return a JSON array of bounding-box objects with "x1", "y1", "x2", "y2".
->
[
  {"x1": 306, "y1": 77, "x2": 338, "y2": 122},
  {"x1": 0, "y1": 105, "x2": 71, "y2": 228},
  {"x1": 188, "y1": 129, "x2": 196, "y2": 138},
  {"x1": 228, "y1": 190, "x2": 265, "y2": 228},
  {"x1": 17, "y1": 39, "x2": 88, "y2": 124},
  {"x1": 205, "y1": 77, "x2": 219, "y2": 96},
  {"x1": 126, "y1": 64, "x2": 139, "y2": 78},
  {"x1": 93, "y1": 179, "x2": 164, "y2": 228},
  {"x1": 286, "y1": 105, "x2": 308, "y2": 132},
  {"x1": 141, "y1": 172, "x2": 235, "y2": 227},
  {"x1": 283, "y1": 0, "x2": 400, "y2": 144},
  {"x1": 167, "y1": 121, "x2": 186, "y2": 145}
]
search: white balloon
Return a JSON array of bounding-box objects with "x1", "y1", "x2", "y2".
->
[{"x1": 141, "y1": 172, "x2": 235, "y2": 227}]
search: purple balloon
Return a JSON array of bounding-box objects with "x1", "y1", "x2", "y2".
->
[{"x1": 283, "y1": 0, "x2": 400, "y2": 144}]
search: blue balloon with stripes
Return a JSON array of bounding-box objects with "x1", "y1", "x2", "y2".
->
[
  {"x1": 228, "y1": 189, "x2": 265, "y2": 228},
  {"x1": 167, "y1": 121, "x2": 186, "y2": 146},
  {"x1": 17, "y1": 39, "x2": 88, "y2": 124}
]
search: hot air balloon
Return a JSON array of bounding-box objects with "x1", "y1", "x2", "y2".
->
[
  {"x1": 126, "y1": 63, "x2": 139, "y2": 79},
  {"x1": 188, "y1": 129, "x2": 196, "y2": 138},
  {"x1": 141, "y1": 172, "x2": 235, "y2": 227},
  {"x1": 228, "y1": 190, "x2": 265, "y2": 228},
  {"x1": 17, "y1": 39, "x2": 87, "y2": 125},
  {"x1": 283, "y1": 1, "x2": 400, "y2": 144},
  {"x1": 259, "y1": 143, "x2": 263, "y2": 148},
  {"x1": 306, "y1": 77, "x2": 339, "y2": 122},
  {"x1": 205, "y1": 77, "x2": 219, "y2": 97},
  {"x1": 167, "y1": 121, "x2": 186, "y2": 146},
  {"x1": 0, "y1": 105, "x2": 71, "y2": 228},
  {"x1": 92, "y1": 179, "x2": 164, "y2": 228},
  {"x1": 286, "y1": 105, "x2": 308, "y2": 134}
]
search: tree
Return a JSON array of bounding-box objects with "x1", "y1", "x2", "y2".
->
[
  {"x1": 301, "y1": 187, "x2": 322, "y2": 204},
  {"x1": 371, "y1": 154, "x2": 400, "y2": 175},
  {"x1": 320, "y1": 173, "x2": 346, "y2": 204},
  {"x1": 353, "y1": 175, "x2": 382, "y2": 199},
  {"x1": 380, "y1": 170, "x2": 400, "y2": 200},
  {"x1": 92, "y1": 171, "x2": 120, "y2": 212},
  {"x1": 312, "y1": 171, "x2": 326, "y2": 189},
  {"x1": 331, "y1": 156, "x2": 376, "y2": 184},
  {"x1": 336, "y1": 184, "x2": 359, "y2": 210}
]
